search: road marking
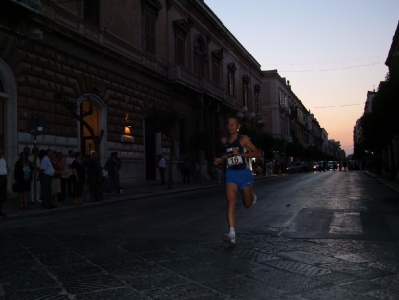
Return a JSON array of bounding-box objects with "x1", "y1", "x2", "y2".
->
[{"x1": 329, "y1": 212, "x2": 363, "y2": 234}]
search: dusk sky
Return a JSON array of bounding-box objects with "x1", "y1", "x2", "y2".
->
[{"x1": 205, "y1": 0, "x2": 399, "y2": 155}]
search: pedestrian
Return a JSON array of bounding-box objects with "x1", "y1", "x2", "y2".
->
[
  {"x1": 71, "y1": 152, "x2": 85, "y2": 205},
  {"x1": 194, "y1": 158, "x2": 201, "y2": 184},
  {"x1": 31, "y1": 147, "x2": 42, "y2": 203},
  {"x1": 65, "y1": 149, "x2": 75, "y2": 197},
  {"x1": 14, "y1": 152, "x2": 33, "y2": 209},
  {"x1": 157, "y1": 154, "x2": 166, "y2": 185},
  {"x1": 114, "y1": 151, "x2": 122, "y2": 173},
  {"x1": 23, "y1": 146, "x2": 33, "y2": 203},
  {"x1": 105, "y1": 152, "x2": 121, "y2": 196},
  {"x1": 213, "y1": 116, "x2": 260, "y2": 244},
  {"x1": 85, "y1": 151, "x2": 103, "y2": 202},
  {"x1": 50, "y1": 152, "x2": 62, "y2": 206},
  {"x1": 58, "y1": 151, "x2": 68, "y2": 201},
  {"x1": 0, "y1": 147, "x2": 10, "y2": 217},
  {"x1": 266, "y1": 161, "x2": 271, "y2": 177},
  {"x1": 183, "y1": 157, "x2": 191, "y2": 183},
  {"x1": 39, "y1": 149, "x2": 55, "y2": 209}
]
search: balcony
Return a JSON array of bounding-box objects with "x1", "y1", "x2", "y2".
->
[
  {"x1": 169, "y1": 65, "x2": 235, "y2": 107},
  {"x1": 10, "y1": 0, "x2": 43, "y2": 12}
]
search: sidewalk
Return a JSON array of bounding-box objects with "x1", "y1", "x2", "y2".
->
[
  {"x1": 1, "y1": 178, "x2": 227, "y2": 220},
  {"x1": 364, "y1": 170, "x2": 399, "y2": 194}
]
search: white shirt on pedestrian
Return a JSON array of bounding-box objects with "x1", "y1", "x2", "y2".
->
[
  {"x1": 158, "y1": 157, "x2": 166, "y2": 168},
  {"x1": 40, "y1": 155, "x2": 55, "y2": 176}
]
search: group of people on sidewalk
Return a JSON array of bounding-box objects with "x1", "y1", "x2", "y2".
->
[{"x1": 0, "y1": 147, "x2": 123, "y2": 217}]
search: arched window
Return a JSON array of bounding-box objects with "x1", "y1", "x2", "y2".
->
[{"x1": 179, "y1": 117, "x2": 186, "y2": 155}]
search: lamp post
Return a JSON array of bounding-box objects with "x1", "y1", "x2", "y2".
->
[{"x1": 236, "y1": 106, "x2": 256, "y2": 126}]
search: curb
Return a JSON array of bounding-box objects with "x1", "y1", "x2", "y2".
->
[
  {"x1": 0, "y1": 175, "x2": 276, "y2": 221},
  {"x1": 364, "y1": 171, "x2": 399, "y2": 195}
]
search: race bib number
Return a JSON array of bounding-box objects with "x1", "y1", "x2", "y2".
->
[{"x1": 227, "y1": 155, "x2": 243, "y2": 167}]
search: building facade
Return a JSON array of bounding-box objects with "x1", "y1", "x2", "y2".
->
[{"x1": 0, "y1": 0, "x2": 341, "y2": 187}]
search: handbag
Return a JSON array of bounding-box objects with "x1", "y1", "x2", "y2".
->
[{"x1": 12, "y1": 182, "x2": 19, "y2": 193}]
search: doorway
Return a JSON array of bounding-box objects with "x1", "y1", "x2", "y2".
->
[{"x1": 80, "y1": 99, "x2": 100, "y2": 158}]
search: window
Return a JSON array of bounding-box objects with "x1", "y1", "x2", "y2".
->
[
  {"x1": 145, "y1": 13, "x2": 155, "y2": 54},
  {"x1": 173, "y1": 20, "x2": 189, "y2": 67},
  {"x1": 227, "y1": 63, "x2": 236, "y2": 96},
  {"x1": 142, "y1": 0, "x2": 162, "y2": 55},
  {"x1": 83, "y1": 0, "x2": 100, "y2": 26},
  {"x1": 243, "y1": 75, "x2": 250, "y2": 107},
  {"x1": 194, "y1": 37, "x2": 205, "y2": 76},
  {"x1": 175, "y1": 36, "x2": 185, "y2": 66},
  {"x1": 254, "y1": 84, "x2": 260, "y2": 113},
  {"x1": 212, "y1": 49, "x2": 223, "y2": 85}
]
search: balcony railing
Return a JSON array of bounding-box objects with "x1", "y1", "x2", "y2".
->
[
  {"x1": 10, "y1": 0, "x2": 43, "y2": 12},
  {"x1": 169, "y1": 65, "x2": 235, "y2": 107}
]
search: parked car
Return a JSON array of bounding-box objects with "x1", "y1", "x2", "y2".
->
[
  {"x1": 315, "y1": 161, "x2": 325, "y2": 172},
  {"x1": 286, "y1": 162, "x2": 308, "y2": 173},
  {"x1": 327, "y1": 161, "x2": 339, "y2": 170}
]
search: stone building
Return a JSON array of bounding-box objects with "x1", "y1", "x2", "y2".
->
[
  {"x1": 0, "y1": 0, "x2": 341, "y2": 188},
  {"x1": 0, "y1": 0, "x2": 265, "y2": 184}
]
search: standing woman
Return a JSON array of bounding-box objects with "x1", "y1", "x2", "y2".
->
[
  {"x1": 213, "y1": 116, "x2": 260, "y2": 244},
  {"x1": 0, "y1": 148, "x2": 10, "y2": 217},
  {"x1": 71, "y1": 152, "x2": 85, "y2": 205},
  {"x1": 50, "y1": 152, "x2": 62, "y2": 206},
  {"x1": 14, "y1": 152, "x2": 33, "y2": 209}
]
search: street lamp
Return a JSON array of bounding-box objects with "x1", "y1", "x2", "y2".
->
[{"x1": 237, "y1": 107, "x2": 256, "y2": 125}]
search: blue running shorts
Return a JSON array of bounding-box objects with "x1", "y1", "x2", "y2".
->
[{"x1": 225, "y1": 168, "x2": 254, "y2": 190}]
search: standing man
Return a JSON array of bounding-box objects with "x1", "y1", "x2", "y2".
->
[
  {"x1": 213, "y1": 116, "x2": 260, "y2": 244},
  {"x1": 85, "y1": 152, "x2": 103, "y2": 202},
  {"x1": 23, "y1": 146, "x2": 34, "y2": 204},
  {"x1": 31, "y1": 148, "x2": 42, "y2": 203},
  {"x1": 39, "y1": 149, "x2": 55, "y2": 209},
  {"x1": 157, "y1": 154, "x2": 166, "y2": 185},
  {"x1": 105, "y1": 152, "x2": 121, "y2": 196},
  {"x1": 0, "y1": 148, "x2": 10, "y2": 217},
  {"x1": 65, "y1": 149, "x2": 75, "y2": 197}
]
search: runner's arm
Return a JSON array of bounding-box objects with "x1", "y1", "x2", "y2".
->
[{"x1": 240, "y1": 135, "x2": 260, "y2": 158}]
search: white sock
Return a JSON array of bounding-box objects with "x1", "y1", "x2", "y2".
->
[{"x1": 229, "y1": 227, "x2": 235, "y2": 237}]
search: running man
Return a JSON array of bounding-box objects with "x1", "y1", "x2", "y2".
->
[{"x1": 214, "y1": 116, "x2": 260, "y2": 244}]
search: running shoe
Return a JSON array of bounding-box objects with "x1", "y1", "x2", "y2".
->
[
  {"x1": 253, "y1": 193, "x2": 257, "y2": 204},
  {"x1": 223, "y1": 233, "x2": 236, "y2": 244}
]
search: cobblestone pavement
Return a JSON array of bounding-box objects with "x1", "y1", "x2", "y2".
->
[{"x1": 0, "y1": 172, "x2": 399, "y2": 299}]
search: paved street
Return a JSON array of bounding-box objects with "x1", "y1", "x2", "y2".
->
[{"x1": 1, "y1": 171, "x2": 399, "y2": 299}]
